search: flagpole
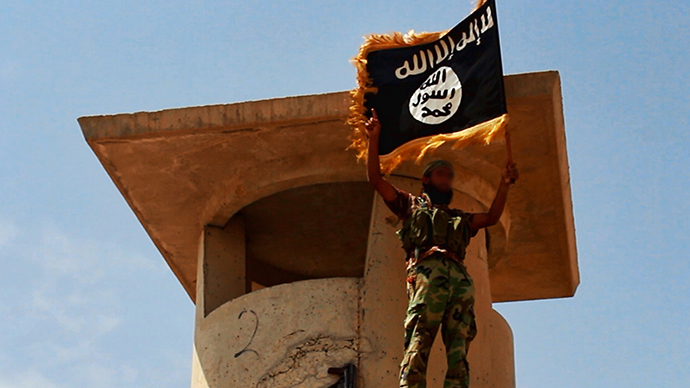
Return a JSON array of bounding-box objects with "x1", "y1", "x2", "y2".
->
[
  {"x1": 505, "y1": 125, "x2": 516, "y2": 184},
  {"x1": 505, "y1": 126, "x2": 513, "y2": 164}
]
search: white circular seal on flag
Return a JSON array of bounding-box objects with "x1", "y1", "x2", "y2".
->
[{"x1": 408, "y1": 66, "x2": 462, "y2": 125}]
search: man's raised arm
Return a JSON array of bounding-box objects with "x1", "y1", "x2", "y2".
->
[
  {"x1": 469, "y1": 161, "x2": 519, "y2": 231},
  {"x1": 365, "y1": 109, "x2": 398, "y2": 203}
]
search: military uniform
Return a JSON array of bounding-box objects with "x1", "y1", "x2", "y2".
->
[{"x1": 384, "y1": 188, "x2": 478, "y2": 388}]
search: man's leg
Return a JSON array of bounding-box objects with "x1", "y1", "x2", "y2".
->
[
  {"x1": 400, "y1": 256, "x2": 452, "y2": 388},
  {"x1": 440, "y1": 262, "x2": 477, "y2": 388}
]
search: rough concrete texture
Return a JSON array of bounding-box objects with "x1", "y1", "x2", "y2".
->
[
  {"x1": 193, "y1": 278, "x2": 360, "y2": 388},
  {"x1": 78, "y1": 71, "x2": 578, "y2": 304},
  {"x1": 256, "y1": 336, "x2": 357, "y2": 388}
]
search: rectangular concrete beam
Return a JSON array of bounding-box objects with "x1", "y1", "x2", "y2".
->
[{"x1": 78, "y1": 71, "x2": 578, "y2": 304}]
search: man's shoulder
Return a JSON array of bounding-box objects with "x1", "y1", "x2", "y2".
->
[
  {"x1": 382, "y1": 188, "x2": 417, "y2": 220},
  {"x1": 391, "y1": 188, "x2": 419, "y2": 204}
]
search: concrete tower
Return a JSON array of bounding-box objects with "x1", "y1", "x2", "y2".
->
[{"x1": 79, "y1": 70, "x2": 578, "y2": 388}]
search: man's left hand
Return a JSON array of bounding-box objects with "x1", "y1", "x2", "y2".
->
[{"x1": 502, "y1": 162, "x2": 519, "y2": 185}]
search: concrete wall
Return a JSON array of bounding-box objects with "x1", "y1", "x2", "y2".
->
[{"x1": 192, "y1": 278, "x2": 360, "y2": 388}]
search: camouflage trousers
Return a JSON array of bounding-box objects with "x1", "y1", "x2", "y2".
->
[{"x1": 399, "y1": 253, "x2": 478, "y2": 388}]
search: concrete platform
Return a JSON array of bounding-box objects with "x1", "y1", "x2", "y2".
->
[{"x1": 78, "y1": 70, "x2": 578, "y2": 304}]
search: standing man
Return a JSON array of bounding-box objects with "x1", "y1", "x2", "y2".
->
[{"x1": 364, "y1": 109, "x2": 518, "y2": 388}]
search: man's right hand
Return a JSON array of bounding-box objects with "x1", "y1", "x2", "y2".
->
[
  {"x1": 365, "y1": 108, "x2": 397, "y2": 202},
  {"x1": 364, "y1": 108, "x2": 381, "y2": 139}
]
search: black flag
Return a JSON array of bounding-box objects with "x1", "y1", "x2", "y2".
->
[{"x1": 348, "y1": 0, "x2": 508, "y2": 171}]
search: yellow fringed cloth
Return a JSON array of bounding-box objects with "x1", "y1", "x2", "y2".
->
[{"x1": 346, "y1": 0, "x2": 508, "y2": 174}]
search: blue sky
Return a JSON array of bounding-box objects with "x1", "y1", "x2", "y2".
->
[{"x1": 0, "y1": 0, "x2": 687, "y2": 387}]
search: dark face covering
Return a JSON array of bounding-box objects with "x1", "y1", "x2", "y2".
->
[{"x1": 423, "y1": 182, "x2": 453, "y2": 205}]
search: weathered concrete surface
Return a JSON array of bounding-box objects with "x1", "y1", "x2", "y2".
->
[
  {"x1": 202, "y1": 219, "x2": 245, "y2": 317},
  {"x1": 359, "y1": 176, "x2": 514, "y2": 388},
  {"x1": 192, "y1": 278, "x2": 360, "y2": 388},
  {"x1": 78, "y1": 71, "x2": 578, "y2": 304}
]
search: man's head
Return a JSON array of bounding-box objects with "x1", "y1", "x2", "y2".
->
[{"x1": 422, "y1": 159, "x2": 455, "y2": 205}]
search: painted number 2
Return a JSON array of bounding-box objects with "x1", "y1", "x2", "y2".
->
[{"x1": 234, "y1": 309, "x2": 260, "y2": 359}]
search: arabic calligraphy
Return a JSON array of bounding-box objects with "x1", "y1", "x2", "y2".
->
[
  {"x1": 409, "y1": 66, "x2": 462, "y2": 125},
  {"x1": 395, "y1": 5, "x2": 495, "y2": 80}
]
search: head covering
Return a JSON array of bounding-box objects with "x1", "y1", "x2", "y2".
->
[{"x1": 422, "y1": 159, "x2": 455, "y2": 177}]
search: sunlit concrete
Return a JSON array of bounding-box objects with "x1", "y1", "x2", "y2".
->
[{"x1": 80, "y1": 70, "x2": 578, "y2": 388}]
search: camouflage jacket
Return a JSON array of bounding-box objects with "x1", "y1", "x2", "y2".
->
[{"x1": 383, "y1": 188, "x2": 478, "y2": 270}]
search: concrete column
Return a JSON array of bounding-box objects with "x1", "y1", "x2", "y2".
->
[
  {"x1": 201, "y1": 216, "x2": 246, "y2": 317},
  {"x1": 191, "y1": 215, "x2": 246, "y2": 388},
  {"x1": 191, "y1": 228, "x2": 209, "y2": 388},
  {"x1": 359, "y1": 176, "x2": 515, "y2": 388},
  {"x1": 358, "y1": 182, "x2": 409, "y2": 387}
]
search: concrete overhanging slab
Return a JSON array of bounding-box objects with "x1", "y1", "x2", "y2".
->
[{"x1": 78, "y1": 70, "x2": 578, "y2": 303}]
